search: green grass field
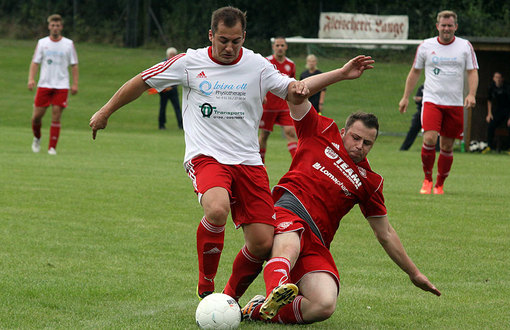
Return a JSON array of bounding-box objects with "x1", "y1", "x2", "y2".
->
[{"x1": 1, "y1": 39, "x2": 509, "y2": 329}]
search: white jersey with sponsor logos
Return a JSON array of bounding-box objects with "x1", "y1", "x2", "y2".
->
[
  {"x1": 413, "y1": 36, "x2": 478, "y2": 106},
  {"x1": 32, "y1": 36, "x2": 78, "y2": 89},
  {"x1": 142, "y1": 46, "x2": 294, "y2": 165}
]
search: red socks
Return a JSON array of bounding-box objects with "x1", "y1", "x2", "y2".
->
[
  {"x1": 250, "y1": 295, "x2": 305, "y2": 324},
  {"x1": 421, "y1": 143, "x2": 436, "y2": 181},
  {"x1": 223, "y1": 245, "x2": 264, "y2": 301},
  {"x1": 288, "y1": 142, "x2": 297, "y2": 158},
  {"x1": 436, "y1": 149, "x2": 453, "y2": 187},
  {"x1": 49, "y1": 121, "x2": 61, "y2": 149},
  {"x1": 196, "y1": 217, "x2": 225, "y2": 295},
  {"x1": 263, "y1": 257, "x2": 291, "y2": 296},
  {"x1": 260, "y1": 148, "x2": 266, "y2": 163}
]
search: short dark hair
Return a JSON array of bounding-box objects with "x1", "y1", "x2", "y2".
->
[
  {"x1": 345, "y1": 112, "x2": 379, "y2": 138},
  {"x1": 211, "y1": 6, "x2": 247, "y2": 35},
  {"x1": 47, "y1": 14, "x2": 63, "y2": 24}
]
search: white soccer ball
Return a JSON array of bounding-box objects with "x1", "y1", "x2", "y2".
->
[
  {"x1": 195, "y1": 293, "x2": 241, "y2": 329},
  {"x1": 469, "y1": 140, "x2": 480, "y2": 152}
]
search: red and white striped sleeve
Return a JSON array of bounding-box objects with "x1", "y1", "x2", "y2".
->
[{"x1": 141, "y1": 53, "x2": 186, "y2": 92}]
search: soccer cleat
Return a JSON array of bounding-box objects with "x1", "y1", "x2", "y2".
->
[
  {"x1": 260, "y1": 283, "x2": 298, "y2": 320},
  {"x1": 481, "y1": 146, "x2": 491, "y2": 154},
  {"x1": 32, "y1": 137, "x2": 41, "y2": 153},
  {"x1": 420, "y1": 179, "x2": 433, "y2": 194},
  {"x1": 196, "y1": 286, "x2": 213, "y2": 301},
  {"x1": 241, "y1": 295, "x2": 265, "y2": 321},
  {"x1": 433, "y1": 185, "x2": 444, "y2": 195},
  {"x1": 48, "y1": 147, "x2": 57, "y2": 155}
]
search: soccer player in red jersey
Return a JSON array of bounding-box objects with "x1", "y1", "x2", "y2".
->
[
  {"x1": 242, "y1": 56, "x2": 441, "y2": 324},
  {"x1": 28, "y1": 14, "x2": 79, "y2": 155},
  {"x1": 259, "y1": 37, "x2": 298, "y2": 163},
  {"x1": 399, "y1": 10, "x2": 479, "y2": 194}
]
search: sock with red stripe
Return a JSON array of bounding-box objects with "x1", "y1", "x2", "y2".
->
[
  {"x1": 263, "y1": 257, "x2": 291, "y2": 297},
  {"x1": 223, "y1": 245, "x2": 264, "y2": 301},
  {"x1": 250, "y1": 295, "x2": 305, "y2": 324},
  {"x1": 32, "y1": 121, "x2": 42, "y2": 139},
  {"x1": 196, "y1": 217, "x2": 225, "y2": 295},
  {"x1": 49, "y1": 121, "x2": 61, "y2": 149},
  {"x1": 421, "y1": 143, "x2": 436, "y2": 181},
  {"x1": 436, "y1": 149, "x2": 453, "y2": 187},
  {"x1": 287, "y1": 142, "x2": 297, "y2": 158}
]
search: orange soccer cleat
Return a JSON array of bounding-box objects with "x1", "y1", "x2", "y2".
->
[
  {"x1": 420, "y1": 179, "x2": 433, "y2": 194},
  {"x1": 433, "y1": 185, "x2": 444, "y2": 195}
]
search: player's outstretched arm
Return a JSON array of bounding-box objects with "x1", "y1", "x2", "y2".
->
[
  {"x1": 399, "y1": 68, "x2": 421, "y2": 114},
  {"x1": 367, "y1": 216, "x2": 441, "y2": 296},
  {"x1": 89, "y1": 74, "x2": 150, "y2": 139},
  {"x1": 302, "y1": 55, "x2": 374, "y2": 96}
]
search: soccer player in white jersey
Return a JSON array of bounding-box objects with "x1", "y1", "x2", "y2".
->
[
  {"x1": 242, "y1": 56, "x2": 441, "y2": 325},
  {"x1": 89, "y1": 6, "x2": 302, "y2": 302},
  {"x1": 28, "y1": 14, "x2": 79, "y2": 155},
  {"x1": 399, "y1": 10, "x2": 478, "y2": 194}
]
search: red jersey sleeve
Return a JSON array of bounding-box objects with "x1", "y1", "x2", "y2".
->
[
  {"x1": 359, "y1": 179, "x2": 387, "y2": 218},
  {"x1": 294, "y1": 105, "x2": 333, "y2": 139}
]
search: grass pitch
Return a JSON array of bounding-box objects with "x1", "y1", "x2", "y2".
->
[{"x1": 1, "y1": 39, "x2": 509, "y2": 329}]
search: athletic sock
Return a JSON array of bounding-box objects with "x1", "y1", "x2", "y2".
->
[
  {"x1": 263, "y1": 257, "x2": 291, "y2": 296},
  {"x1": 32, "y1": 121, "x2": 42, "y2": 139},
  {"x1": 260, "y1": 148, "x2": 266, "y2": 163},
  {"x1": 287, "y1": 142, "x2": 297, "y2": 158},
  {"x1": 250, "y1": 295, "x2": 304, "y2": 324},
  {"x1": 223, "y1": 245, "x2": 264, "y2": 301},
  {"x1": 421, "y1": 142, "x2": 436, "y2": 181},
  {"x1": 196, "y1": 216, "x2": 225, "y2": 295},
  {"x1": 49, "y1": 121, "x2": 61, "y2": 149},
  {"x1": 436, "y1": 149, "x2": 453, "y2": 187}
]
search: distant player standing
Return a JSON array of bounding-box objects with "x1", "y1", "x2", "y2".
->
[
  {"x1": 259, "y1": 37, "x2": 297, "y2": 163},
  {"x1": 28, "y1": 14, "x2": 79, "y2": 155},
  {"x1": 399, "y1": 10, "x2": 478, "y2": 194},
  {"x1": 90, "y1": 7, "x2": 301, "y2": 302}
]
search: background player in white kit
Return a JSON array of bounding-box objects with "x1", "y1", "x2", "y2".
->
[
  {"x1": 259, "y1": 37, "x2": 298, "y2": 163},
  {"x1": 398, "y1": 10, "x2": 478, "y2": 194},
  {"x1": 28, "y1": 14, "x2": 79, "y2": 155},
  {"x1": 89, "y1": 6, "x2": 302, "y2": 302},
  {"x1": 242, "y1": 56, "x2": 441, "y2": 325}
]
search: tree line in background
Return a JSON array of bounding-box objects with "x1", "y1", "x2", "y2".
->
[{"x1": 1, "y1": 0, "x2": 508, "y2": 54}]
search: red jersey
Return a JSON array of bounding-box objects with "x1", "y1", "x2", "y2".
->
[
  {"x1": 263, "y1": 55, "x2": 296, "y2": 111},
  {"x1": 273, "y1": 107, "x2": 387, "y2": 249}
]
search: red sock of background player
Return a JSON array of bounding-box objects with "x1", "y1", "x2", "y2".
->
[
  {"x1": 436, "y1": 149, "x2": 453, "y2": 187},
  {"x1": 421, "y1": 142, "x2": 436, "y2": 181},
  {"x1": 249, "y1": 295, "x2": 305, "y2": 324},
  {"x1": 263, "y1": 257, "x2": 291, "y2": 296},
  {"x1": 32, "y1": 121, "x2": 42, "y2": 139},
  {"x1": 287, "y1": 142, "x2": 297, "y2": 158},
  {"x1": 260, "y1": 148, "x2": 266, "y2": 163},
  {"x1": 196, "y1": 216, "x2": 224, "y2": 295},
  {"x1": 49, "y1": 121, "x2": 61, "y2": 149},
  {"x1": 223, "y1": 245, "x2": 264, "y2": 301}
]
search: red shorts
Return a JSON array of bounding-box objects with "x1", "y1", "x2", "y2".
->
[
  {"x1": 34, "y1": 87, "x2": 69, "y2": 108},
  {"x1": 274, "y1": 207, "x2": 340, "y2": 293},
  {"x1": 259, "y1": 109, "x2": 293, "y2": 131},
  {"x1": 421, "y1": 102, "x2": 464, "y2": 139},
  {"x1": 186, "y1": 155, "x2": 275, "y2": 228}
]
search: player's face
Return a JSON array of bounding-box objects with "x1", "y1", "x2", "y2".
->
[
  {"x1": 436, "y1": 17, "x2": 457, "y2": 43},
  {"x1": 340, "y1": 121, "x2": 377, "y2": 164},
  {"x1": 209, "y1": 21, "x2": 245, "y2": 64},
  {"x1": 48, "y1": 21, "x2": 63, "y2": 39},
  {"x1": 273, "y1": 39, "x2": 288, "y2": 58}
]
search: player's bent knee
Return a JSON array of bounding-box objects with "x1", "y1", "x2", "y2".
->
[{"x1": 308, "y1": 299, "x2": 336, "y2": 322}]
